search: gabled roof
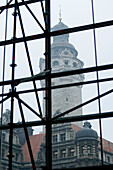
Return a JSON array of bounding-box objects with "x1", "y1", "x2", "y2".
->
[{"x1": 22, "y1": 133, "x2": 44, "y2": 162}]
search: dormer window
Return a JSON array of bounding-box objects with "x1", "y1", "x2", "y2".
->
[
  {"x1": 64, "y1": 51, "x2": 69, "y2": 55},
  {"x1": 60, "y1": 48, "x2": 74, "y2": 57}
]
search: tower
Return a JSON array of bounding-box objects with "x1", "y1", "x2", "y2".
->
[
  {"x1": 39, "y1": 20, "x2": 84, "y2": 127},
  {"x1": 75, "y1": 121, "x2": 99, "y2": 167}
]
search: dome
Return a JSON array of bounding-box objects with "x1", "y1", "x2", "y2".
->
[
  {"x1": 52, "y1": 21, "x2": 69, "y2": 43},
  {"x1": 52, "y1": 21, "x2": 68, "y2": 31},
  {"x1": 51, "y1": 21, "x2": 78, "y2": 57},
  {"x1": 76, "y1": 122, "x2": 98, "y2": 141}
]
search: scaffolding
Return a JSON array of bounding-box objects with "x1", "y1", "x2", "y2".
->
[{"x1": 0, "y1": 0, "x2": 113, "y2": 169}]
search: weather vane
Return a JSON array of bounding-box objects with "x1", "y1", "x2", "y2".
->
[{"x1": 59, "y1": 5, "x2": 62, "y2": 22}]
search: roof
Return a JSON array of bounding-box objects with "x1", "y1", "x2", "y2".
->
[
  {"x1": 22, "y1": 133, "x2": 44, "y2": 162},
  {"x1": 76, "y1": 122, "x2": 98, "y2": 140},
  {"x1": 98, "y1": 137, "x2": 113, "y2": 154},
  {"x1": 71, "y1": 123, "x2": 113, "y2": 154},
  {"x1": 22, "y1": 124, "x2": 113, "y2": 162},
  {"x1": 71, "y1": 123, "x2": 81, "y2": 132},
  {"x1": 52, "y1": 21, "x2": 68, "y2": 31}
]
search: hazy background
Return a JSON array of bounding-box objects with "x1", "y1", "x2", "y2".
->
[{"x1": 0, "y1": 0, "x2": 113, "y2": 142}]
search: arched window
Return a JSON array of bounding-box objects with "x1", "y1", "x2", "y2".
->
[{"x1": 52, "y1": 60, "x2": 59, "y2": 66}]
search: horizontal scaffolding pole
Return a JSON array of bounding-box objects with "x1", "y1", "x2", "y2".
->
[
  {"x1": 0, "y1": 20, "x2": 113, "y2": 46},
  {"x1": 0, "y1": 76, "x2": 113, "y2": 97},
  {"x1": 52, "y1": 111, "x2": 113, "y2": 124},
  {"x1": 0, "y1": 0, "x2": 43, "y2": 11},
  {"x1": 14, "y1": 77, "x2": 113, "y2": 95},
  {"x1": 0, "y1": 63, "x2": 113, "y2": 87},
  {"x1": 51, "y1": 88, "x2": 113, "y2": 121},
  {"x1": 0, "y1": 111, "x2": 113, "y2": 130}
]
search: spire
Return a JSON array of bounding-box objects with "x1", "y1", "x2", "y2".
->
[{"x1": 59, "y1": 5, "x2": 62, "y2": 22}]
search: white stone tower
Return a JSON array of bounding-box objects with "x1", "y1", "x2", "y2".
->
[{"x1": 39, "y1": 20, "x2": 84, "y2": 127}]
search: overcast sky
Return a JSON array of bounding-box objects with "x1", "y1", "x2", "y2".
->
[{"x1": 0, "y1": 0, "x2": 113, "y2": 141}]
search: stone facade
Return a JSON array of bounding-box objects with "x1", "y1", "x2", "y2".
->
[
  {"x1": 0, "y1": 109, "x2": 24, "y2": 170},
  {"x1": 35, "y1": 121, "x2": 113, "y2": 169},
  {"x1": 39, "y1": 21, "x2": 84, "y2": 128}
]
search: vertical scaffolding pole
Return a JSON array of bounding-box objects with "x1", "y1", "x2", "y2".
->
[
  {"x1": 0, "y1": 0, "x2": 8, "y2": 168},
  {"x1": 45, "y1": 0, "x2": 52, "y2": 169},
  {"x1": 9, "y1": 0, "x2": 17, "y2": 169}
]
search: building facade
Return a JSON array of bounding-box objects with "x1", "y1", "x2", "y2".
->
[
  {"x1": 1, "y1": 110, "x2": 113, "y2": 169},
  {"x1": 0, "y1": 109, "x2": 24, "y2": 170}
]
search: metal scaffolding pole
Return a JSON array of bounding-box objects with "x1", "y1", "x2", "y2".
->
[
  {"x1": 8, "y1": 0, "x2": 17, "y2": 169},
  {"x1": 45, "y1": 0, "x2": 52, "y2": 169}
]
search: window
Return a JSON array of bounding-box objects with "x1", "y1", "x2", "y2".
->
[
  {"x1": 53, "y1": 151, "x2": 58, "y2": 159},
  {"x1": 53, "y1": 135, "x2": 58, "y2": 143},
  {"x1": 52, "y1": 82, "x2": 55, "y2": 86},
  {"x1": 70, "y1": 131, "x2": 74, "y2": 139},
  {"x1": 87, "y1": 145, "x2": 91, "y2": 154},
  {"x1": 64, "y1": 60, "x2": 69, "y2": 65},
  {"x1": 73, "y1": 62, "x2": 77, "y2": 67},
  {"x1": 2, "y1": 149, "x2": 5, "y2": 158},
  {"x1": 15, "y1": 153, "x2": 18, "y2": 162},
  {"x1": 2, "y1": 133, "x2": 6, "y2": 141},
  {"x1": 106, "y1": 156, "x2": 110, "y2": 163},
  {"x1": 92, "y1": 145, "x2": 95, "y2": 153},
  {"x1": 16, "y1": 136, "x2": 18, "y2": 144},
  {"x1": 64, "y1": 51, "x2": 69, "y2": 55},
  {"x1": 66, "y1": 98, "x2": 68, "y2": 101},
  {"x1": 61, "y1": 150, "x2": 66, "y2": 158},
  {"x1": 53, "y1": 60, "x2": 59, "y2": 66},
  {"x1": 77, "y1": 146, "x2": 80, "y2": 155},
  {"x1": 69, "y1": 148, "x2": 74, "y2": 157},
  {"x1": 82, "y1": 145, "x2": 87, "y2": 154},
  {"x1": 60, "y1": 133, "x2": 66, "y2": 141}
]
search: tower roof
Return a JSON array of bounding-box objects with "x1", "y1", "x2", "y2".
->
[
  {"x1": 52, "y1": 21, "x2": 69, "y2": 43},
  {"x1": 52, "y1": 21, "x2": 68, "y2": 32},
  {"x1": 76, "y1": 122, "x2": 98, "y2": 141},
  {"x1": 51, "y1": 21, "x2": 79, "y2": 58}
]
